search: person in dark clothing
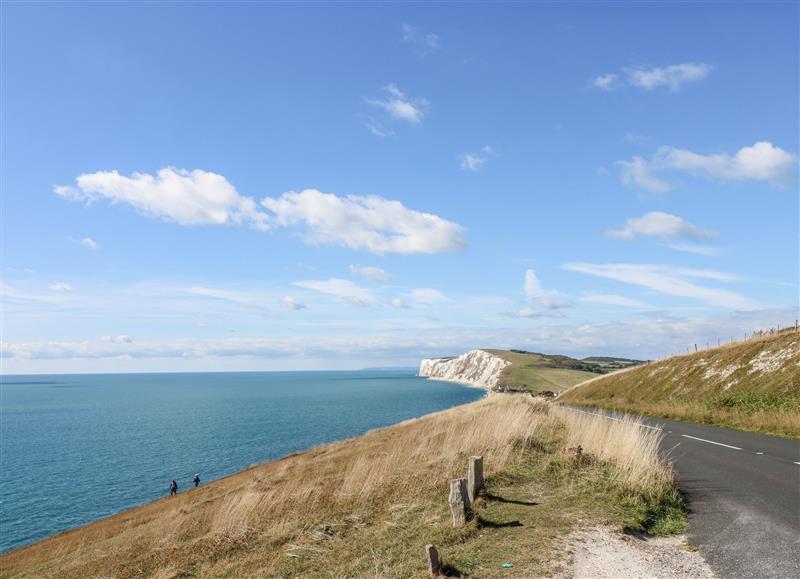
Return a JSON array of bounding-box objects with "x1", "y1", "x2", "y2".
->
[
  {"x1": 169, "y1": 480, "x2": 178, "y2": 496},
  {"x1": 193, "y1": 473, "x2": 200, "y2": 487}
]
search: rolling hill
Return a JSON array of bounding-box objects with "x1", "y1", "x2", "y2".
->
[{"x1": 558, "y1": 329, "x2": 800, "y2": 438}]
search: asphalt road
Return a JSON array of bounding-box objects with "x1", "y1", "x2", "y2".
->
[{"x1": 570, "y1": 408, "x2": 800, "y2": 578}]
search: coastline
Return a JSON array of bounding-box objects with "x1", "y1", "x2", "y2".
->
[{"x1": 0, "y1": 369, "x2": 484, "y2": 556}]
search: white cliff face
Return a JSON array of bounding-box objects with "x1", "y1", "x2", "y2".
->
[{"x1": 419, "y1": 349, "x2": 510, "y2": 390}]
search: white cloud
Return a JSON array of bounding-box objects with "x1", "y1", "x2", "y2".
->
[
  {"x1": 262, "y1": 189, "x2": 465, "y2": 254},
  {"x1": 592, "y1": 73, "x2": 618, "y2": 90},
  {"x1": 625, "y1": 62, "x2": 711, "y2": 91},
  {"x1": 580, "y1": 293, "x2": 651, "y2": 309},
  {"x1": 666, "y1": 243, "x2": 721, "y2": 257},
  {"x1": 48, "y1": 282, "x2": 73, "y2": 292},
  {"x1": 524, "y1": 269, "x2": 569, "y2": 309},
  {"x1": 503, "y1": 307, "x2": 545, "y2": 319},
  {"x1": 606, "y1": 211, "x2": 717, "y2": 241},
  {"x1": 365, "y1": 84, "x2": 428, "y2": 126},
  {"x1": 563, "y1": 262, "x2": 760, "y2": 310},
  {"x1": 657, "y1": 141, "x2": 796, "y2": 185},
  {"x1": 365, "y1": 117, "x2": 393, "y2": 138},
  {"x1": 55, "y1": 168, "x2": 270, "y2": 230},
  {"x1": 389, "y1": 298, "x2": 411, "y2": 309},
  {"x1": 57, "y1": 170, "x2": 464, "y2": 255},
  {"x1": 183, "y1": 286, "x2": 272, "y2": 313},
  {"x1": 401, "y1": 23, "x2": 440, "y2": 53},
  {"x1": 282, "y1": 295, "x2": 307, "y2": 311},
  {"x1": 78, "y1": 237, "x2": 99, "y2": 250},
  {"x1": 410, "y1": 288, "x2": 447, "y2": 304},
  {"x1": 2, "y1": 309, "x2": 794, "y2": 372},
  {"x1": 617, "y1": 156, "x2": 671, "y2": 193},
  {"x1": 294, "y1": 278, "x2": 373, "y2": 306},
  {"x1": 350, "y1": 265, "x2": 392, "y2": 280},
  {"x1": 618, "y1": 142, "x2": 796, "y2": 192},
  {"x1": 459, "y1": 145, "x2": 494, "y2": 172},
  {"x1": 101, "y1": 335, "x2": 132, "y2": 343}
]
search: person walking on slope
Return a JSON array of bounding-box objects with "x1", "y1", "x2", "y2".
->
[
  {"x1": 193, "y1": 473, "x2": 200, "y2": 487},
  {"x1": 169, "y1": 479, "x2": 178, "y2": 496}
]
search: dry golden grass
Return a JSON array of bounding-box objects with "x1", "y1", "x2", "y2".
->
[
  {"x1": 560, "y1": 329, "x2": 800, "y2": 438},
  {"x1": 1, "y1": 395, "x2": 679, "y2": 578}
]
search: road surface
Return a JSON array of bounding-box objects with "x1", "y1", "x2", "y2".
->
[{"x1": 570, "y1": 408, "x2": 800, "y2": 578}]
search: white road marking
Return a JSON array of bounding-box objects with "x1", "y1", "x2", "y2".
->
[
  {"x1": 795, "y1": 462, "x2": 800, "y2": 466},
  {"x1": 681, "y1": 434, "x2": 742, "y2": 450},
  {"x1": 756, "y1": 452, "x2": 764, "y2": 455}
]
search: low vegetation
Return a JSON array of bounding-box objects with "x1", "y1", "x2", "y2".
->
[
  {"x1": 486, "y1": 349, "x2": 642, "y2": 395},
  {"x1": 1, "y1": 396, "x2": 682, "y2": 578},
  {"x1": 559, "y1": 329, "x2": 800, "y2": 438}
]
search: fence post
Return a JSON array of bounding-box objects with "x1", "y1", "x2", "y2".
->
[
  {"x1": 694, "y1": 343, "x2": 698, "y2": 352},
  {"x1": 467, "y1": 456, "x2": 484, "y2": 503},
  {"x1": 426, "y1": 544, "x2": 441, "y2": 576},
  {"x1": 449, "y1": 478, "x2": 468, "y2": 527}
]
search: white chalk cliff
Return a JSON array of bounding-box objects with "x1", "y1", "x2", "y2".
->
[{"x1": 419, "y1": 349, "x2": 510, "y2": 390}]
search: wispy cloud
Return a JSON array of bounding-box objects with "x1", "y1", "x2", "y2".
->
[
  {"x1": 563, "y1": 262, "x2": 760, "y2": 310},
  {"x1": 592, "y1": 62, "x2": 711, "y2": 92},
  {"x1": 410, "y1": 288, "x2": 447, "y2": 304},
  {"x1": 364, "y1": 84, "x2": 428, "y2": 126},
  {"x1": 524, "y1": 269, "x2": 569, "y2": 309},
  {"x1": 459, "y1": 145, "x2": 495, "y2": 172},
  {"x1": 606, "y1": 211, "x2": 717, "y2": 241},
  {"x1": 57, "y1": 170, "x2": 465, "y2": 255},
  {"x1": 617, "y1": 141, "x2": 796, "y2": 192},
  {"x1": 626, "y1": 63, "x2": 711, "y2": 91},
  {"x1": 617, "y1": 156, "x2": 671, "y2": 193},
  {"x1": 580, "y1": 292, "x2": 652, "y2": 309},
  {"x1": 365, "y1": 117, "x2": 393, "y2": 138},
  {"x1": 282, "y1": 295, "x2": 307, "y2": 311},
  {"x1": 48, "y1": 282, "x2": 73, "y2": 292},
  {"x1": 5, "y1": 309, "x2": 793, "y2": 372},
  {"x1": 666, "y1": 243, "x2": 721, "y2": 257},
  {"x1": 101, "y1": 335, "x2": 132, "y2": 343},
  {"x1": 401, "y1": 23, "x2": 439, "y2": 54},
  {"x1": 294, "y1": 278, "x2": 373, "y2": 306},
  {"x1": 69, "y1": 236, "x2": 99, "y2": 250},
  {"x1": 592, "y1": 73, "x2": 618, "y2": 91},
  {"x1": 350, "y1": 265, "x2": 392, "y2": 281}
]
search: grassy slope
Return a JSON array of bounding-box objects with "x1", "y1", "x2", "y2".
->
[
  {"x1": 0, "y1": 397, "x2": 682, "y2": 578},
  {"x1": 559, "y1": 330, "x2": 800, "y2": 438},
  {"x1": 485, "y1": 349, "x2": 602, "y2": 394}
]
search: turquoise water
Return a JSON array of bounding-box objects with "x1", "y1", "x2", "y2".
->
[{"x1": 0, "y1": 370, "x2": 482, "y2": 552}]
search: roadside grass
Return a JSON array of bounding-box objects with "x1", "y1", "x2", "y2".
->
[
  {"x1": 559, "y1": 330, "x2": 800, "y2": 439},
  {"x1": 1, "y1": 396, "x2": 684, "y2": 578}
]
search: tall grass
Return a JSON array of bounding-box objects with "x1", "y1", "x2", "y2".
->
[{"x1": 1, "y1": 395, "x2": 681, "y2": 578}]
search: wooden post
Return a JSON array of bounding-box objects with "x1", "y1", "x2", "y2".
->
[
  {"x1": 449, "y1": 478, "x2": 468, "y2": 527},
  {"x1": 694, "y1": 343, "x2": 698, "y2": 352},
  {"x1": 467, "y1": 456, "x2": 484, "y2": 503},
  {"x1": 426, "y1": 544, "x2": 441, "y2": 576}
]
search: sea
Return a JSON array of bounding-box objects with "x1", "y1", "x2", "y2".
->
[{"x1": 0, "y1": 370, "x2": 483, "y2": 552}]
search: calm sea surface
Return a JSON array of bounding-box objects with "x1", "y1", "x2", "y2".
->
[{"x1": 0, "y1": 370, "x2": 482, "y2": 552}]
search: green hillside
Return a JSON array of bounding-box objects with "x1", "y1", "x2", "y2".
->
[
  {"x1": 559, "y1": 329, "x2": 800, "y2": 438},
  {"x1": 485, "y1": 349, "x2": 642, "y2": 394}
]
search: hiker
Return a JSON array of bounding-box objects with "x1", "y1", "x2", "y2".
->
[
  {"x1": 193, "y1": 473, "x2": 200, "y2": 487},
  {"x1": 169, "y1": 480, "x2": 178, "y2": 496}
]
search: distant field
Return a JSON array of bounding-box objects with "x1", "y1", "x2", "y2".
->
[
  {"x1": 484, "y1": 349, "x2": 640, "y2": 394},
  {"x1": 559, "y1": 329, "x2": 800, "y2": 438}
]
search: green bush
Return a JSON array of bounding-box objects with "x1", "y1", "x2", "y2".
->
[{"x1": 707, "y1": 392, "x2": 800, "y2": 413}]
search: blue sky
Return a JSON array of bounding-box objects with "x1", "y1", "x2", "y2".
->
[{"x1": 2, "y1": 1, "x2": 798, "y2": 373}]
